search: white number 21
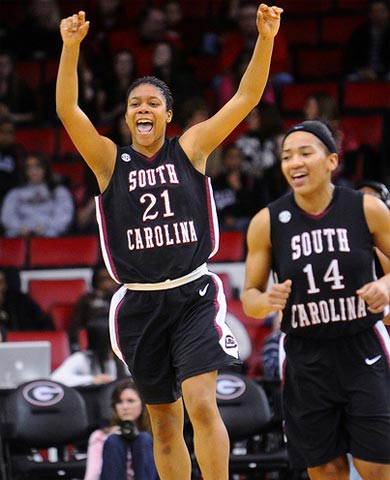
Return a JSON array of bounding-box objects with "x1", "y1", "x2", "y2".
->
[{"x1": 140, "y1": 189, "x2": 175, "y2": 221}]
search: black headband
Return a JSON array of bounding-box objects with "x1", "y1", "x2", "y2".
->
[{"x1": 283, "y1": 120, "x2": 338, "y2": 154}]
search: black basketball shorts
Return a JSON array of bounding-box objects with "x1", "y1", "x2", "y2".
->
[
  {"x1": 282, "y1": 322, "x2": 390, "y2": 468},
  {"x1": 108, "y1": 272, "x2": 240, "y2": 404}
]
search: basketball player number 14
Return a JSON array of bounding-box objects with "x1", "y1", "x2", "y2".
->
[{"x1": 303, "y1": 259, "x2": 345, "y2": 294}]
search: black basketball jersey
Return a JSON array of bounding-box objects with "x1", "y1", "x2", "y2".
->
[
  {"x1": 95, "y1": 137, "x2": 219, "y2": 284},
  {"x1": 269, "y1": 186, "x2": 382, "y2": 338}
]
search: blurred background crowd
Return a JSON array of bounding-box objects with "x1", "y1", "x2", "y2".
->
[{"x1": 0, "y1": 0, "x2": 389, "y2": 238}]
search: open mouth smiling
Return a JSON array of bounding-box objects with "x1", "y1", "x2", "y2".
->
[{"x1": 136, "y1": 120, "x2": 153, "y2": 133}]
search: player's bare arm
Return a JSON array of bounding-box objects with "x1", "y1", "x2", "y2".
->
[
  {"x1": 179, "y1": 4, "x2": 283, "y2": 173},
  {"x1": 357, "y1": 194, "x2": 390, "y2": 312},
  {"x1": 56, "y1": 11, "x2": 116, "y2": 192},
  {"x1": 241, "y1": 207, "x2": 292, "y2": 319}
]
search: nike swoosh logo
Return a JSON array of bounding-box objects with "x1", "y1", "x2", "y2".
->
[
  {"x1": 199, "y1": 283, "x2": 210, "y2": 297},
  {"x1": 365, "y1": 355, "x2": 382, "y2": 365}
]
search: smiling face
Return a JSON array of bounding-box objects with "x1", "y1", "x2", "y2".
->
[
  {"x1": 125, "y1": 82, "x2": 172, "y2": 152},
  {"x1": 281, "y1": 131, "x2": 338, "y2": 197}
]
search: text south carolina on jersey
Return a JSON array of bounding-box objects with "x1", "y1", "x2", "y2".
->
[
  {"x1": 127, "y1": 220, "x2": 198, "y2": 250},
  {"x1": 290, "y1": 294, "x2": 368, "y2": 329}
]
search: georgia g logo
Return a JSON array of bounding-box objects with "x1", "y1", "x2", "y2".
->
[
  {"x1": 22, "y1": 380, "x2": 65, "y2": 406},
  {"x1": 216, "y1": 374, "x2": 246, "y2": 401}
]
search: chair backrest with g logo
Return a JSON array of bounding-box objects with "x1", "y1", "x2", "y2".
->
[{"x1": 1, "y1": 379, "x2": 89, "y2": 479}]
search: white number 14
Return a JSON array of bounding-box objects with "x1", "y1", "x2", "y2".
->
[{"x1": 303, "y1": 259, "x2": 345, "y2": 294}]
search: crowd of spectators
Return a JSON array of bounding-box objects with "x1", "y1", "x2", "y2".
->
[{"x1": 0, "y1": 0, "x2": 389, "y2": 237}]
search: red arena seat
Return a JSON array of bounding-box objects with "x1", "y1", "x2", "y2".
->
[
  {"x1": 0, "y1": 238, "x2": 27, "y2": 268},
  {"x1": 29, "y1": 236, "x2": 100, "y2": 268},
  {"x1": 211, "y1": 231, "x2": 246, "y2": 263},
  {"x1": 28, "y1": 278, "x2": 88, "y2": 314}
]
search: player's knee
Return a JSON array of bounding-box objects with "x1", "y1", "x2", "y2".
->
[
  {"x1": 149, "y1": 406, "x2": 182, "y2": 442},
  {"x1": 187, "y1": 398, "x2": 220, "y2": 427},
  {"x1": 308, "y1": 456, "x2": 350, "y2": 480}
]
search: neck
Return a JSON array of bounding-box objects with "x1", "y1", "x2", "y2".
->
[
  {"x1": 294, "y1": 184, "x2": 335, "y2": 215},
  {"x1": 131, "y1": 138, "x2": 165, "y2": 158}
]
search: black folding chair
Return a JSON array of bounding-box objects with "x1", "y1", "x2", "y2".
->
[
  {"x1": 216, "y1": 372, "x2": 291, "y2": 479},
  {"x1": 1, "y1": 379, "x2": 90, "y2": 479}
]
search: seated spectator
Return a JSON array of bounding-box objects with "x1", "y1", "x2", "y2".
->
[
  {"x1": 42, "y1": 51, "x2": 102, "y2": 126},
  {"x1": 110, "y1": 6, "x2": 179, "y2": 77},
  {"x1": 89, "y1": 0, "x2": 130, "y2": 30},
  {"x1": 151, "y1": 41, "x2": 200, "y2": 106},
  {"x1": 0, "y1": 152, "x2": 75, "y2": 237},
  {"x1": 51, "y1": 321, "x2": 128, "y2": 387},
  {"x1": 74, "y1": 164, "x2": 100, "y2": 235},
  {"x1": 162, "y1": 0, "x2": 185, "y2": 51},
  {"x1": 8, "y1": 0, "x2": 62, "y2": 61},
  {"x1": 68, "y1": 264, "x2": 118, "y2": 351},
  {"x1": 234, "y1": 102, "x2": 287, "y2": 202},
  {"x1": 0, "y1": 268, "x2": 54, "y2": 336},
  {"x1": 0, "y1": 117, "x2": 25, "y2": 205},
  {"x1": 177, "y1": 97, "x2": 210, "y2": 131},
  {"x1": 343, "y1": 0, "x2": 390, "y2": 81},
  {"x1": 212, "y1": 143, "x2": 268, "y2": 231},
  {"x1": 83, "y1": 0, "x2": 131, "y2": 71},
  {"x1": 216, "y1": 1, "x2": 292, "y2": 91},
  {"x1": 235, "y1": 102, "x2": 283, "y2": 179},
  {"x1": 84, "y1": 378, "x2": 158, "y2": 480},
  {"x1": 97, "y1": 49, "x2": 137, "y2": 125},
  {"x1": 215, "y1": 49, "x2": 275, "y2": 108},
  {"x1": 176, "y1": 97, "x2": 222, "y2": 177},
  {"x1": 302, "y1": 91, "x2": 361, "y2": 185},
  {"x1": 0, "y1": 50, "x2": 38, "y2": 125}
]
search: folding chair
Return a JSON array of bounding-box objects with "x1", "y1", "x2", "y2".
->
[
  {"x1": 185, "y1": 373, "x2": 290, "y2": 479},
  {"x1": 1, "y1": 379, "x2": 89, "y2": 479},
  {"x1": 216, "y1": 372, "x2": 290, "y2": 478}
]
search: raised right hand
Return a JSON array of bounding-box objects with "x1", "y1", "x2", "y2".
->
[{"x1": 59, "y1": 11, "x2": 90, "y2": 46}]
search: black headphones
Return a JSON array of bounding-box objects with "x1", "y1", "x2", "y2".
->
[{"x1": 355, "y1": 181, "x2": 390, "y2": 210}]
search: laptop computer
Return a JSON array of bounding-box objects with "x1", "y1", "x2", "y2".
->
[{"x1": 0, "y1": 341, "x2": 51, "y2": 389}]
